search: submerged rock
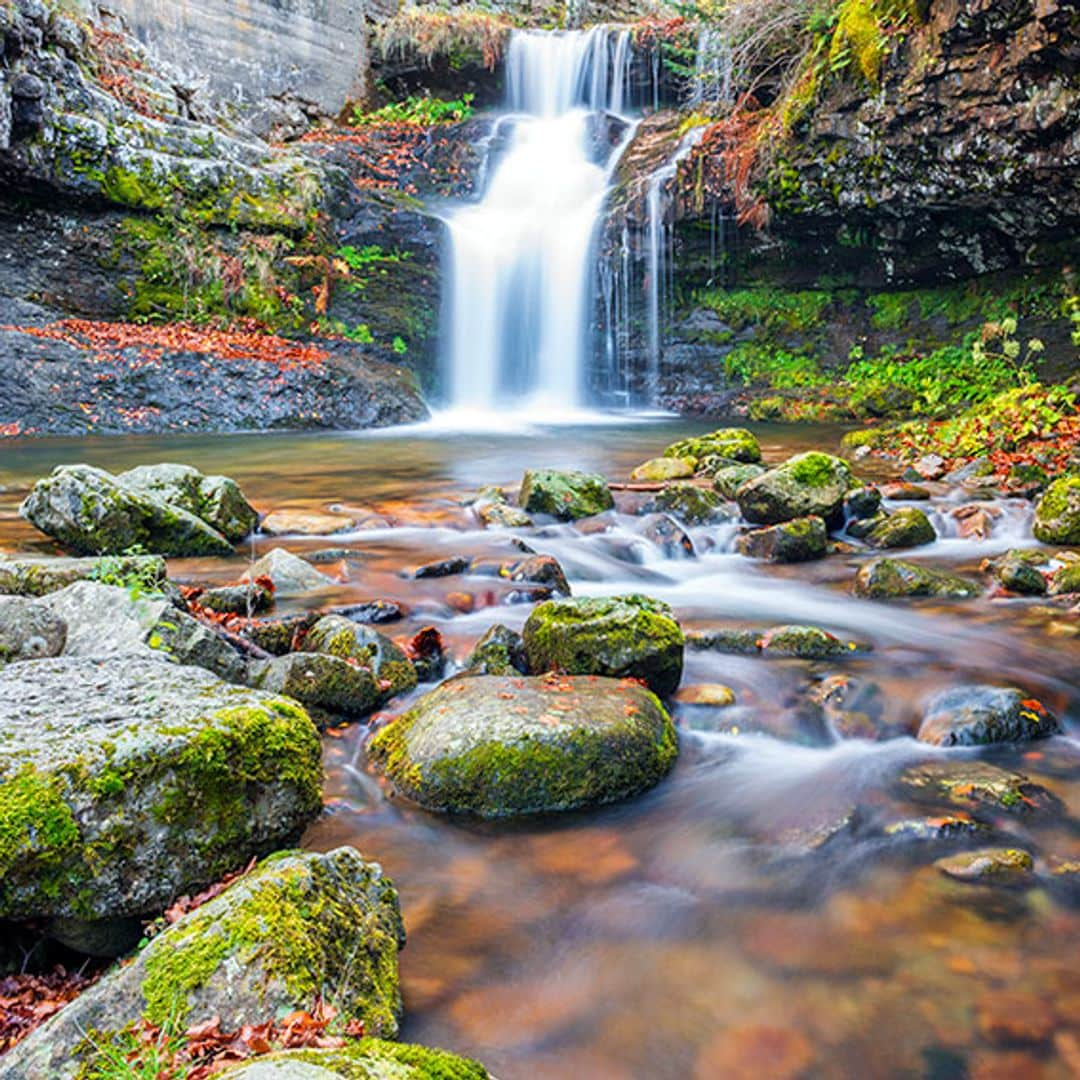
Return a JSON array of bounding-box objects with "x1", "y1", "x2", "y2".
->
[
  {"x1": 0, "y1": 596, "x2": 67, "y2": 663},
  {"x1": 736, "y1": 452, "x2": 856, "y2": 526},
  {"x1": 917, "y1": 686, "x2": 1061, "y2": 746},
  {"x1": 898, "y1": 760, "x2": 1063, "y2": 817},
  {"x1": 646, "y1": 482, "x2": 727, "y2": 525},
  {"x1": 224, "y1": 1040, "x2": 489, "y2": 1079},
  {"x1": 736, "y1": 516, "x2": 828, "y2": 562},
  {"x1": 249, "y1": 652, "x2": 381, "y2": 722},
  {"x1": 518, "y1": 469, "x2": 614, "y2": 520},
  {"x1": 663, "y1": 428, "x2": 761, "y2": 465},
  {"x1": 5, "y1": 849, "x2": 404, "y2": 1079},
  {"x1": 260, "y1": 509, "x2": 356, "y2": 536},
  {"x1": 302, "y1": 615, "x2": 417, "y2": 701},
  {"x1": 0, "y1": 656, "x2": 322, "y2": 921},
  {"x1": 674, "y1": 683, "x2": 736, "y2": 707},
  {"x1": 854, "y1": 558, "x2": 980, "y2": 599},
  {"x1": 641, "y1": 514, "x2": 697, "y2": 558},
  {"x1": 245, "y1": 548, "x2": 332, "y2": 595},
  {"x1": 20, "y1": 464, "x2": 234, "y2": 556},
  {"x1": 630, "y1": 456, "x2": 695, "y2": 482},
  {"x1": 465, "y1": 624, "x2": 528, "y2": 676},
  {"x1": 1033, "y1": 476, "x2": 1080, "y2": 545},
  {"x1": 863, "y1": 507, "x2": 936, "y2": 549},
  {"x1": 759, "y1": 625, "x2": 861, "y2": 660},
  {"x1": 0, "y1": 553, "x2": 167, "y2": 597},
  {"x1": 368, "y1": 674, "x2": 677, "y2": 817},
  {"x1": 935, "y1": 848, "x2": 1035, "y2": 886},
  {"x1": 522, "y1": 594, "x2": 684, "y2": 696}
]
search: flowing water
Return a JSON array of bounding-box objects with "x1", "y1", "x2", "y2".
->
[{"x1": 2, "y1": 420, "x2": 1078, "y2": 1078}]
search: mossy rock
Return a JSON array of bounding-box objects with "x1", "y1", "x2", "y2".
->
[
  {"x1": 0, "y1": 554, "x2": 167, "y2": 597},
  {"x1": 1049, "y1": 561, "x2": 1080, "y2": 594},
  {"x1": 735, "y1": 516, "x2": 827, "y2": 563},
  {"x1": 986, "y1": 553, "x2": 1048, "y2": 595},
  {"x1": 0, "y1": 656, "x2": 322, "y2": 922},
  {"x1": 645, "y1": 482, "x2": 726, "y2": 525},
  {"x1": 249, "y1": 653, "x2": 382, "y2": 723},
  {"x1": 303, "y1": 615, "x2": 417, "y2": 702},
  {"x1": 863, "y1": 507, "x2": 936, "y2": 549},
  {"x1": 221, "y1": 1039, "x2": 489, "y2": 1079},
  {"x1": 897, "y1": 760, "x2": 1063, "y2": 817},
  {"x1": 464, "y1": 624, "x2": 527, "y2": 677},
  {"x1": 629, "y1": 457, "x2": 695, "y2": 482},
  {"x1": 854, "y1": 558, "x2": 980, "y2": 599},
  {"x1": 6, "y1": 849, "x2": 404, "y2": 1079},
  {"x1": 736, "y1": 452, "x2": 856, "y2": 526},
  {"x1": 522, "y1": 595, "x2": 684, "y2": 696},
  {"x1": 917, "y1": 686, "x2": 1060, "y2": 746},
  {"x1": 1033, "y1": 476, "x2": 1080, "y2": 545},
  {"x1": 844, "y1": 486, "x2": 883, "y2": 521},
  {"x1": 759, "y1": 625, "x2": 860, "y2": 660},
  {"x1": 663, "y1": 428, "x2": 761, "y2": 466},
  {"x1": 518, "y1": 469, "x2": 614, "y2": 521},
  {"x1": 711, "y1": 463, "x2": 766, "y2": 499},
  {"x1": 20, "y1": 464, "x2": 233, "y2": 557},
  {"x1": 368, "y1": 674, "x2": 677, "y2": 817}
]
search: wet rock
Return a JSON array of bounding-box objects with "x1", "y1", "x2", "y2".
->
[
  {"x1": 413, "y1": 555, "x2": 470, "y2": 579},
  {"x1": 249, "y1": 652, "x2": 381, "y2": 722},
  {"x1": 863, "y1": 507, "x2": 937, "y2": 549},
  {"x1": 854, "y1": 558, "x2": 980, "y2": 599},
  {"x1": 898, "y1": 760, "x2": 1063, "y2": 817},
  {"x1": 0, "y1": 656, "x2": 322, "y2": 921},
  {"x1": 238, "y1": 613, "x2": 314, "y2": 655},
  {"x1": 1046, "y1": 857, "x2": 1080, "y2": 904},
  {"x1": 0, "y1": 596, "x2": 67, "y2": 662},
  {"x1": 736, "y1": 452, "x2": 856, "y2": 526},
  {"x1": 882, "y1": 816, "x2": 994, "y2": 843},
  {"x1": 880, "y1": 481, "x2": 931, "y2": 501},
  {"x1": 329, "y1": 600, "x2": 404, "y2": 624},
  {"x1": 663, "y1": 428, "x2": 761, "y2": 465},
  {"x1": 5, "y1": 849, "x2": 404, "y2": 1079},
  {"x1": 260, "y1": 509, "x2": 356, "y2": 536},
  {"x1": 473, "y1": 487, "x2": 533, "y2": 528},
  {"x1": 404, "y1": 626, "x2": 445, "y2": 683},
  {"x1": 711, "y1": 462, "x2": 767, "y2": 499},
  {"x1": 674, "y1": 683, "x2": 736, "y2": 707},
  {"x1": 911, "y1": 455, "x2": 947, "y2": 481},
  {"x1": 686, "y1": 627, "x2": 763, "y2": 655},
  {"x1": 368, "y1": 674, "x2": 677, "y2": 817},
  {"x1": 984, "y1": 551, "x2": 1048, "y2": 595},
  {"x1": 952, "y1": 502, "x2": 1000, "y2": 540},
  {"x1": 20, "y1": 464, "x2": 233, "y2": 556},
  {"x1": 223, "y1": 1042, "x2": 489, "y2": 1080},
  {"x1": 759, "y1": 625, "x2": 860, "y2": 660},
  {"x1": 518, "y1": 469, "x2": 613, "y2": 521},
  {"x1": 646, "y1": 482, "x2": 727, "y2": 525},
  {"x1": 630, "y1": 456, "x2": 694, "y2": 482},
  {"x1": 640, "y1": 514, "x2": 696, "y2": 558},
  {"x1": 844, "y1": 486, "x2": 882, "y2": 521},
  {"x1": 195, "y1": 582, "x2": 274, "y2": 616},
  {"x1": 509, "y1": 554, "x2": 571, "y2": 596},
  {"x1": 808, "y1": 674, "x2": 890, "y2": 739},
  {"x1": 306, "y1": 548, "x2": 363, "y2": 564},
  {"x1": 735, "y1": 515, "x2": 828, "y2": 562},
  {"x1": 522, "y1": 594, "x2": 684, "y2": 696},
  {"x1": 935, "y1": 848, "x2": 1035, "y2": 886},
  {"x1": 244, "y1": 548, "x2": 331, "y2": 595},
  {"x1": 1049, "y1": 562, "x2": 1080, "y2": 595},
  {"x1": 302, "y1": 615, "x2": 417, "y2": 702},
  {"x1": 0, "y1": 554, "x2": 167, "y2": 597},
  {"x1": 1033, "y1": 476, "x2": 1080, "y2": 544},
  {"x1": 465, "y1": 624, "x2": 528, "y2": 676},
  {"x1": 917, "y1": 685, "x2": 1061, "y2": 746},
  {"x1": 45, "y1": 580, "x2": 246, "y2": 683},
  {"x1": 119, "y1": 464, "x2": 258, "y2": 543}
]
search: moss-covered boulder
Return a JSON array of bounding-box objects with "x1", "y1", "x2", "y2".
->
[
  {"x1": 1049, "y1": 561, "x2": 1080, "y2": 595},
  {"x1": 844, "y1": 486, "x2": 883, "y2": 522},
  {"x1": 118, "y1": 464, "x2": 258, "y2": 543},
  {"x1": 368, "y1": 674, "x2": 677, "y2": 817},
  {"x1": 249, "y1": 653, "x2": 381, "y2": 723},
  {"x1": 0, "y1": 554, "x2": 167, "y2": 597},
  {"x1": 712, "y1": 463, "x2": 766, "y2": 499},
  {"x1": 0, "y1": 596, "x2": 67, "y2": 663},
  {"x1": 630, "y1": 456, "x2": 695, "y2": 482},
  {"x1": 472, "y1": 486, "x2": 533, "y2": 528},
  {"x1": 1033, "y1": 476, "x2": 1080, "y2": 545},
  {"x1": 302, "y1": 615, "x2": 417, "y2": 702},
  {"x1": 223, "y1": 1040, "x2": 489, "y2": 1079},
  {"x1": 645, "y1": 482, "x2": 727, "y2": 525},
  {"x1": 20, "y1": 464, "x2": 234, "y2": 556},
  {"x1": 5, "y1": 849, "x2": 404, "y2": 1079},
  {"x1": 863, "y1": 507, "x2": 937, "y2": 549},
  {"x1": 518, "y1": 469, "x2": 614, "y2": 520},
  {"x1": 736, "y1": 452, "x2": 856, "y2": 525},
  {"x1": 663, "y1": 428, "x2": 761, "y2": 465},
  {"x1": 522, "y1": 595, "x2": 684, "y2": 696},
  {"x1": 917, "y1": 686, "x2": 1061, "y2": 746},
  {"x1": 854, "y1": 558, "x2": 980, "y2": 599},
  {"x1": 465, "y1": 624, "x2": 528, "y2": 676},
  {"x1": 0, "y1": 656, "x2": 322, "y2": 922},
  {"x1": 735, "y1": 516, "x2": 827, "y2": 562}
]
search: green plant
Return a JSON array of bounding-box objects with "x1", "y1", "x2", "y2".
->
[
  {"x1": 392, "y1": 336, "x2": 408, "y2": 355},
  {"x1": 89, "y1": 545, "x2": 164, "y2": 601},
  {"x1": 352, "y1": 93, "x2": 475, "y2": 127}
]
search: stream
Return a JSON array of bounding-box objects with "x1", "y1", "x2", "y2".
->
[{"x1": 2, "y1": 418, "x2": 1078, "y2": 1078}]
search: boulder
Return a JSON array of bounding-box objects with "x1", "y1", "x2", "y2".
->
[
  {"x1": 465, "y1": 624, "x2": 528, "y2": 676},
  {"x1": 917, "y1": 686, "x2": 1061, "y2": 746},
  {"x1": 735, "y1": 516, "x2": 827, "y2": 562},
  {"x1": 935, "y1": 848, "x2": 1035, "y2": 886},
  {"x1": 368, "y1": 674, "x2": 677, "y2": 817},
  {"x1": 0, "y1": 596, "x2": 67, "y2": 662},
  {"x1": 20, "y1": 464, "x2": 234, "y2": 556},
  {"x1": 711, "y1": 462, "x2": 766, "y2": 498},
  {"x1": 260, "y1": 509, "x2": 356, "y2": 536},
  {"x1": 736, "y1": 452, "x2": 856, "y2": 525},
  {"x1": 245, "y1": 548, "x2": 332, "y2": 595},
  {"x1": 646, "y1": 482, "x2": 727, "y2": 525},
  {"x1": 0, "y1": 553, "x2": 167, "y2": 597},
  {"x1": 854, "y1": 558, "x2": 980, "y2": 599},
  {"x1": 985, "y1": 552, "x2": 1048, "y2": 595},
  {"x1": 119, "y1": 463, "x2": 258, "y2": 543},
  {"x1": 222, "y1": 1040, "x2": 489, "y2": 1080},
  {"x1": 1049, "y1": 562, "x2": 1080, "y2": 595},
  {"x1": 1033, "y1": 476, "x2": 1080, "y2": 545},
  {"x1": 863, "y1": 508, "x2": 936, "y2": 549},
  {"x1": 5, "y1": 849, "x2": 404, "y2": 1079},
  {"x1": 0, "y1": 656, "x2": 322, "y2": 921},
  {"x1": 249, "y1": 653, "x2": 382, "y2": 722},
  {"x1": 663, "y1": 428, "x2": 761, "y2": 465},
  {"x1": 518, "y1": 469, "x2": 614, "y2": 521},
  {"x1": 44, "y1": 580, "x2": 247, "y2": 683},
  {"x1": 630, "y1": 456, "x2": 695, "y2": 482},
  {"x1": 302, "y1": 615, "x2": 417, "y2": 701},
  {"x1": 522, "y1": 594, "x2": 684, "y2": 697}
]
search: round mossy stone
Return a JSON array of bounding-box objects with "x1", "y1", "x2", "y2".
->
[
  {"x1": 368, "y1": 674, "x2": 678, "y2": 817},
  {"x1": 864, "y1": 507, "x2": 937, "y2": 549},
  {"x1": 662, "y1": 428, "x2": 761, "y2": 465},
  {"x1": 522, "y1": 594, "x2": 684, "y2": 696},
  {"x1": 518, "y1": 469, "x2": 614, "y2": 520},
  {"x1": 1033, "y1": 476, "x2": 1080, "y2": 544},
  {"x1": 630, "y1": 457, "x2": 695, "y2": 482},
  {"x1": 736, "y1": 452, "x2": 856, "y2": 525},
  {"x1": 854, "y1": 558, "x2": 980, "y2": 599}
]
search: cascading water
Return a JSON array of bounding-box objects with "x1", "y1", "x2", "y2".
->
[{"x1": 441, "y1": 29, "x2": 633, "y2": 419}]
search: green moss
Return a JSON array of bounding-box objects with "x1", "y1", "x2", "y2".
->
[
  {"x1": 789, "y1": 451, "x2": 849, "y2": 488},
  {"x1": 251, "y1": 1040, "x2": 489, "y2": 1080},
  {"x1": 663, "y1": 428, "x2": 762, "y2": 465},
  {"x1": 0, "y1": 768, "x2": 80, "y2": 899}
]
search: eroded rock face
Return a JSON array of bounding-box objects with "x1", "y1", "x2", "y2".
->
[
  {"x1": 5, "y1": 849, "x2": 405, "y2": 1079},
  {"x1": 0, "y1": 656, "x2": 322, "y2": 921},
  {"x1": 368, "y1": 674, "x2": 677, "y2": 817}
]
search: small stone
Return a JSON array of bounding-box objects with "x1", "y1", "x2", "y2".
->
[
  {"x1": 880, "y1": 481, "x2": 931, "y2": 500},
  {"x1": 985, "y1": 553, "x2": 1048, "y2": 595},
  {"x1": 260, "y1": 509, "x2": 355, "y2": 536},
  {"x1": 509, "y1": 554, "x2": 571, "y2": 596},
  {"x1": 630, "y1": 457, "x2": 694, "y2": 482},
  {"x1": 244, "y1": 548, "x2": 331, "y2": 595},
  {"x1": 0, "y1": 596, "x2": 67, "y2": 662},
  {"x1": 936, "y1": 847, "x2": 1035, "y2": 885},
  {"x1": 195, "y1": 583, "x2": 273, "y2": 616},
  {"x1": 412, "y1": 555, "x2": 470, "y2": 579},
  {"x1": 759, "y1": 624, "x2": 863, "y2": 660},
  {"x1": 843, "y1": 486, "x2": 882, "y2": 521},
  {"x1": 912, "y1": 454, "x2": 947, "y2": 480},
  {"x1": 465, "y1": 624, "x2": 528, "y2": 676}
]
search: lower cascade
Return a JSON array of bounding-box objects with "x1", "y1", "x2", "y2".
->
[{"x1": 442, "y1": 28, "x2": 633, "y2": 417}]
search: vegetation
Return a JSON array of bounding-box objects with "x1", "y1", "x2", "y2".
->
[
  {"x1": 374, "y1": 6, "x2": 512, "y2": 71},
  {"x1": 352, "y1": 93, "x2": 475, "y2": 127}
]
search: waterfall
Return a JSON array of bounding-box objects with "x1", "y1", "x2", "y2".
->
[{"x1": 441, "y1": 28, "x2": 634, "y2": 419}]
